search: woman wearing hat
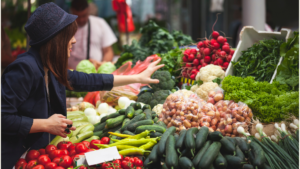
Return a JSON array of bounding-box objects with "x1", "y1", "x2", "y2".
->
[{"x1": 1, "y1": 2, "x2": 163, "y2": 168}]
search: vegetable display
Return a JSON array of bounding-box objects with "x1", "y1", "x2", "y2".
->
[
  {"x1": 97, "y1": 62, "x2": 116, "y2": 74},
  {"x1": 76, "y1": 60, "x2": 97, "y2": 74}
]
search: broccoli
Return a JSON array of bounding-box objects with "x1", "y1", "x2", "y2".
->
[
  {"x1": 137, "y1": 92, "x2": 152, "y2": 104},
  {"x1": 150, "y1": 71, "x2": 175, "y2": 92},
  {"x1": 149, "y1": 90, "x2": 169, "y2": 108}
]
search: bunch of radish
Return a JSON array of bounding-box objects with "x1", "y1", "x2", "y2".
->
[{"x1": 181, "y1": 30, "x2": 234, "y2": 80}]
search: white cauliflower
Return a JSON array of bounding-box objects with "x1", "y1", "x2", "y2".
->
[
  {"x1": 152, "y1": 104, "x2": 163, "y2": 115},
  {"x1": 196, "y1": 64, "x2": 225, "y2": 82},
  {"x1": 191, "y1": 84, "x2": 199, "y2": 93},
  {"x1": 195, "y1": 82, "x2": 219, "y2": 101}
]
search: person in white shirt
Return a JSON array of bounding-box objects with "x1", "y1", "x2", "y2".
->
[{"x1": 68, "y1": 0, "x2": 117, "y2": 70}]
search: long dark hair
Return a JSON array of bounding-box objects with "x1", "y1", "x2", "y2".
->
[{"x1": 39, "y1": 21, "x2": 77, "y2": 90}]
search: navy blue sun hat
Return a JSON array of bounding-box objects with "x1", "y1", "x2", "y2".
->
[{"x1": 25, "y1": 2, "x2": 78, "y2": 46}]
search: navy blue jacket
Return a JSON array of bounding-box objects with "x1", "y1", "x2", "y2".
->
[{"x1": 1, "y1": 47, "x2": 114, "y2": 168}]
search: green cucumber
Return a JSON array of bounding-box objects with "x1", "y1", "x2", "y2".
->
[
  {"x1": 153, "y1": 117, "x2": 159, "y2": 123},
  {"x1": 142, "y1": 104, "x2": 151, "y2": 110},
  {"x1": 208, "y1": 131, "x2": 223, "y2": 141},
  {"x1": 134, "y1": 109, "x2": 143, "y2": 116},
  {"x1": 93, "y1": 130, "x2": 108, "y2": 138},
  {"x1": 94, "y1": 122, "x2": 106, "y2": 132},
  {"x1": 176, "y1": 129, "x2": 187, "y2": 154},
  {"x1": 192, "y1": 140, "x2": 212, "y2": 167},
  {"x1": 213, "y1": 153, "x2": 227, "y2": 169},
  {"x1": 226, "y1": 136, "x2": 236, "y2": 146},
  {"x1": 236, "y1": 145, "x2": 246, "y2": 162},
  {"x1": 125, "y1": 106, "x2": 135, "y2": 119},
  {"x1": 156, "y1": 121, "x2": 167, "y2": 128},
  {"x1": 235, "y1": 137, "x2": 249, "y2": 154},
  {"x1": 224, "y1": 155, "x2": 245, "y2": 168},
  {"x1": 84, "y1": 136, "x2": 100, "y2": 142},
  {"x1": 174, "y1": 133, "x2": 179, "y2": 140},
  {"x1": 130, "y1": 103, "x2": 135, "y2": 107},
  {"x1": 108, "y1": 125, "x2": 122, "y2": 132},
  {"x1": 122, "y1": 130, "x2": 134, "y2": 135},
  {"x1": 184, "y1": 127, "x2": 198, "y2": 156},
  {"x1": 149, "y1": 132, "x2": 163, "y2": 138},
  {"x1": 135, "y1": 125, "x2": 166, "y2": 134},
  {"x1": 195, "y1": 126, "x2": 209, "y2": 151},
  {"x1": 119, "y1": 109, "x2": 126, "y2": 115},
  {"x1": 122, "y1": 118, "x2": 130, "y2": 127},
  {"x1": 147, "y1": 144, "x2": 159, "y2": 164},
  {"x1": 120, "y1": 113, "x2": 146, "y2": 132},
  {"x1": 105, "y1": 115, "x2": 125, "y2": 129},
  {"x1": 180, "y1": 148, "x2": 194, "y2": 159},
  {"x1": 249, "y1": 141, "x2": 266, "y2": 168},
  {"x1": 127, "y1": 120, "x2": 154, "y2": 132},
  {"x1": 100, "y1": 112, "x2": 120, "y2": 123},
  {"x1": 208, "y1": 164, "x2": 216, "y2": 169},
  {"x1": 242, "y1": 164, "x2": 254, "y2": 169},
  {"x1": 198, "y1": 142, "x2": 222, "y2": 169},
  {"x1": 157, "y1": 126, "x2": 176, "y2": 156},
  {"x1": 261, "y1": 163, "x2": 272, "y2": 169},
  {"x1": 162, "y1": 163, "x2": 168, "y2": 169},
  {"x1": 165, "y1": 135, "x2": 178, "y2": 169},
  {"x1": 179, "y1": 157, "x2": 195, "y2": 169},
  {"x1": 151, "y1": 113, "x2": 158, "y2": 119},
  {"x1": 220, "y1": 137, "x2": 236, "y2": 155},
  {"x1": 133, "y1": 102, "x2": 142, "y2": 110},
  {"x1": 144, "y1": 109, "x2": 152, "y2": 120}
]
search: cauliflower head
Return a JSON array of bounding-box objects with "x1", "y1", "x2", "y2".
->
[
  {"x1": 190, "y1": 85, "x2": 200, "y2": 93},
  {"x1": 195, "y1": 82, "x2": 219, "y2": 101},
  {"x1": 152, "y1": 104, "x2": 163, "y2": 115},
  {"x1": 196, "y1": 64, "x2": 225, "y2": 82}
]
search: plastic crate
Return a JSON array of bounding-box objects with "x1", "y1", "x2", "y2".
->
[{"x1": 225, "y1": 26, "x2": 292, "y2": 82}]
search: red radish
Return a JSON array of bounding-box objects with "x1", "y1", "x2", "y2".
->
[
  {"x1": 197, "y1": 41, "x2": 204, "y2": 49},
  {"x1": 213, "y1": 60, "x2": 218, "y2": 65},
  {"x1": 222, "y1": 45, "x2": 230, "y2": 54},
  {"x1": 184, "y1": 49, "x2": 191, "y2": 57},
  {"x1": 204, "y1": 56, "x2": 211, "y2": 63},
  {"x1": 212, "y1": 31, "x2": 220, "y2": 39},
  {"x1": 196, "y1": 53, "x2": 201, "y2": 60},
  {"x1": 197, "y1": 65, "x2": 202, "y2": 70},
  {"x1": 187, "y1": 69, "x2": 192, "y2": 75},
  {"x1": 188, "y1": 54, "x2": 195, "y2": 61},
  {"x1": 226, "y1": 55, "x2": 232, "y2": 62},
  {"x1": 190, "y1": 48, "x2": 197, "y2": 55},
  {"x1": 212, "y1": 54, "x2": 217, "y2": 61},
  {"x1": 182, "y1": 56, "x2": 188, "y2": 62},
  {"x1": 190, "y1": 74, "x2": 196, "y2": 80},
  {"x1": 210, "y1": 39, "x2": 217, "y2": 45},
  {"x1": 193, "y1": 59, "x2": 199, "y2": 66},
  {"x1": 230, "y1": 49, "x2": 235, "y2": 55},
  {"x1": 199, "y1": 47, "x2": 205, "y2": 55},
  {"x1": 203, "y1": 48, "x2": 211, "y2": 56},
  {"x1": 182, "y1": 71, "x2": 187, "y2": 77},
  {"x1": 213, "y1": 43, "x2": 220, "y2": 50},
  {"x1": 200, "y1": 59, "x2": 205, "y2": 64},
  {"x1": 217, "y1": 36, "x2": 225, "y2": 44},
  {"x1": 223, "y1": 62, "x2": 229, "y2": 68},
  {"x1": 219, "y1": 51, "x2": 227, "y2": 59},
  {"x1": 202, "y1": 63, "x2": 208, "y2": 67},
  {"x1": 224, "y1": 38, "x2": 227, "y2": 42},
  {"x1": 203, "y1": 40, "x2": 210, "y2": 47},
  {"x1": 215, "y1": 49, "x2": 221, "y2": 56},
  {"x1": 210, "y1": 61, "x2": 214, "y2": 64},
  {"x1": 191, "y1": 69, "x2": 198, "y2": 75},
  {"x1": 216, "y1": 58, "x2": 224, "y2": 65},
  {"x1": 224, "y1": 42, "x2": 229, "y2": 46},
  {"x1": 186, "y1": 63, "x2": 192, "y2": 67}
]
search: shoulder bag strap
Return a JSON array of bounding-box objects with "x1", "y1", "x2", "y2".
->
[{"x1": 86, "y1": 19, "x2": 91, "y2": 60}]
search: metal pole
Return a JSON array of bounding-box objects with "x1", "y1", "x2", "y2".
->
[
  {"x1": 26, "y1": 0, "x2": 31, "y2": 51},
  {"x1": 242, "y1": 0, "x2": 266, "y2": 31}
]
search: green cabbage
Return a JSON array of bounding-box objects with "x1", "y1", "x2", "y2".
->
[
  {"x1": 97, "y1": 62, "x2": 116, "y2": 74},
  {"x1": 76, "y1": 60, "x2": 97, "y2": 74}
]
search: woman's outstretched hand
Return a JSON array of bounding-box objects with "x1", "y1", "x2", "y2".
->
[{"x1": 137, "y1": 59, "x2": 165, "y2": 84}]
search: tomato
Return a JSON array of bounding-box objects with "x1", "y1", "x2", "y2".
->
[
  {"x1": 129, "y1": 158, "x2": 135, "y2": 164},
  {"x1": 32, "y1": 165, "x2": 45, "y2": 169},
  {"x1": 136, "y1": 167, "x2": 142, "y2": 169},
  {"x1": 78, "y1": 166, "x2": 87, "y2": 169},
  {"x1": 15, "y1": 158, "x2": 27, "y2": 168},
  {"x1": 119, "y1": 155, "x2": 124, "y2": 161},
  {"x1": 57, "y1": 141, "x2": 72, "y2": 150},
  {"x1": 121, "y1": 161, "x2": 133, "y2": 169},
  {"x1": 85, "y1": 149, "x2": 94, "y2": 153},
  {"x1": 26, "y1": 160, "x2": 38, "y2": 169},
  {"x1": 113, "y1": 159, "x2": 121, "y2": 165},
  {"x1": 133, "y1": 159, "x2": 143, "y2": 166},
  {"x1": 69, "y1": 150, "x2": 77, "y2": 157},
  {"x1": 81, "y1": 141, "x2": 90, "y2": 148},
  {"x1": 67, "y1": 144, "x2": 76, "y2": 152},
  {"x1": 49, "y1": 150, "x2": 63, "y2": 160},
  {"x1": 75, "y1": 143, "x2": 88, "y2": 154},
  {"x1": 124, "y1": 157, "x2": 131, "y2": 161},
  {"x1": 52, "y1": 158, "x2": 60, "y2": 165},
  {"x1": 90, "y1": 140, "x2": 102, "y2": 149},
  {"x1": 101, "y1": 162, "x2": 111, "y2": 169},
  {"x1": 37, "y1": 149, "x2": 45, "y2": 155},
  {"x1": 25, "y1": 150, "x2": 40, "y2": 162},
  {"x1": 37, "y1": 155, "x2": 51, "y2": 166},
  {"x1": 54, "y1": 167, "x2": 65, "y2": 169},
  {"x1": 16, "y1": 163, "x2": 27, "y2": 169},
  {"x1": 44, "y1": 162, "x2": 57, "y2": 169},
  {"x1": 100, "y1": 137, "x2": 110, "y2": 144},
  {"x1": 61, "y1": 149, "x2": 69, "y2": 156},
  {"x1": 45, "y1": 145, "x2": 57, "y2": 154},
  {"x1": 58, "y1": 155, "x2": 72, "y2": 168}
]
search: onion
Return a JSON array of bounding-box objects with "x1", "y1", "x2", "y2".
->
[
  {"x1": 208, "y1": 91, "x2": 216, "y2": 97},
  {"x1": 207, "y1": 111, "x2": 215, "y2": 117},
  {"x1": 84, "y1": 108, "x2": 97, "y2": 116},
  {"x1": 208, "y1": 127, "x2": 214, "y2": 132},
  {"x1": 226, "y1": 118, "x2": 232, "y2": 125},
  {"x1": 232, "y1": 123, "x2": 238, "y2": 129},
  {"x1": 220, "y1": 129, "x2": 225, "y2": 136},
  {"x1": 225, "y1": 125, "x2": 233, "y2": 133},
  {"x1": 97, "y1": 103, "x2": 109, "y2": 115},
  {"x1": 211, "y1": 118, "x2": 218, "y2": 125},
  {"x1": 233, "y1": 129, "x2": 238, "y2": 135},
  {"x1": 118, "y1": 97, "x2": 130, "y2": 109},
  {"x1": 207, "y1": 97, "x2": 215, "y2": 104},
  {"x1": 222, "y1": 106, "x2": 228, "y2": 112},
  {"x1": 214, "y1": 93, "x2": 224, "y2": 102},
  {"x1": 220, "y1": 111, "x2": 226, "y2": 118},
  {"x1": 248, "y1": 111, "x2": 253, "y2": 118},
  {"x1": 215, "y1": 111, "x2": 220, "y2": 119},
  {"x1": 202, "y1": 122, "x2": 210, "y2": 127}
]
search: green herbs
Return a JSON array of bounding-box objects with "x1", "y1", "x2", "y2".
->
[
  {"x1": 159, "y1": 48, "x2": 184, "y2": 80},
  {"x1": 172, "y1": 30, "x2": 194, "y2": 47},
  {"x1": 221, "y1": 75, "x2": 299, "y2": 123},
  {"x1": 232, "y1": 38, "x2": 283, "y2": 82},
  {"x1": 274, "y1": 31, "x2": 299, "y2": 91}
]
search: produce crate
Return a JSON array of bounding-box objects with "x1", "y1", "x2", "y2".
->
[
  {"x1": 180, "y1": 77, "x2": 195, "y2": 85},
  {"x1": 225, "y1": 26, "x2": 292, "y2": 82}
]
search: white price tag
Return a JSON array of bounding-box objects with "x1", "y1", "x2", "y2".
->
[{"x1": 85, "y1": 146, "x2": 121, "y2": 166}]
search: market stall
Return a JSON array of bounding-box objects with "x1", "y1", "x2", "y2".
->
[{"x1": 14, "y1": 19, "x2": 299, "y2": 169}]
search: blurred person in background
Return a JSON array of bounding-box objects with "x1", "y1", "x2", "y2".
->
[{"x1": 69, "y1": 0, "x2": 117, "y2": 70}]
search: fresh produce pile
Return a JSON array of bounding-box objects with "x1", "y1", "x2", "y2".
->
[{"x1": 76, "y1": 60, "x2": 116, "y2": 74}]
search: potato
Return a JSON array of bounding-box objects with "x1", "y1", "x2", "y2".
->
[
  {"x1": 191, "y1": 122, "x2": 198, "y2": 127},
  {"x1": 192, "y1": 115, "x2": 199, "y2": 122},
  {"x1": 183, "y1": 120, "x2": 191, "y2": 128},
  {"x1": 186, "y1": 114, "x2": 193, "y2": 120}
]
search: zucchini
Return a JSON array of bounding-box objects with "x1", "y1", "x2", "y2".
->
[
  {"x1": 120, "y1": 113, "x2": 146, "y2": 132},
  {"x1": 94, "y1": 122, "x2": 106, "y2": 132},
  {"x1": 165, "y1": 135, "x2": 179, "y2": 169},
  {"x1": 127, "y1": 120, "x2": 154, "y2": 132},
  {"x1": 149, "y1": 132, "x2": 163, "y2": 138},
  {"x1": 235, "y1": 137, "x2": 249, "y2": 154},
  {"x1": 135, "y1": 125, "x2": 166, "y2": 134},
  {"x1": 198, "y1": 142, "x2": 222, "y2": 169},
  {"x1": 119, "y1": 109, "x2": 126, "y2": 115},
  {"x1": 193, "y1": 140, "x2": 212, "y2": 167},
  {"x1": 144, "y1": 109, "x2": 152, "y2": 120},
  {"x1": 249, "y1": 141, "x2": 266, "y2": 168},
  {"x1": 122, "y1": 130, "x2": 134, "y2": 135},
  {"x1": 220, "y1": 137, "x2": 236, "y2": 155},
  {"x1": 125, "y1": 106, "x2": 135, "y2": 119},
  {"x1": 157, "y1": 126, "x2": 176, "y2": 156},
  {"x1": 184, "y1": 127, "x2": 198, "y2": 156},
  {"x1": 208, "y1": 131, "x2": 223, "y2": 141},
  {"x1": 156, "y1": 121, "x2": 167, "y2": 128},
  {"x1": 142, "y1": 104, "x2": 151, "y2": 110},
  {"x1": 100, "y1": 112, "x2": 120, "y2": 123},
  {"x1": 134, "y1": 109, "x2": 143, "y2": 116},
  {"x1": 195, "y1": 126, "x2": 209, "y2": 151},
  {"x1": 105, "y1": 115, "x2": 125, "y2": 129},
  {"x1": 242, "y1": 164, "x2": 254, "y2": 169},
  {"x1": 224, "y1": 155, "x2": 245, "y2": 168},
  {"x1": 236, "y1": 145, "x2": 246, "y2": 162},
  {"x1": 213, "y1": 153, "x2": 227, "y2": 169},
  {"x1": 179, "y1": 157, "x2": 195, "y2": 169},
  {"x1": 122, "y1": 118, "x2": 130, "y2": 127},
  {"x1": 133, "y1": 102, "x2": 142, "y2": 110},
  {"x1": 176, "y1": 129, "x2": 187, "y2": 154},
  {"x1": 147, "y1": 144, "x2": 159, "y2": 164}
]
